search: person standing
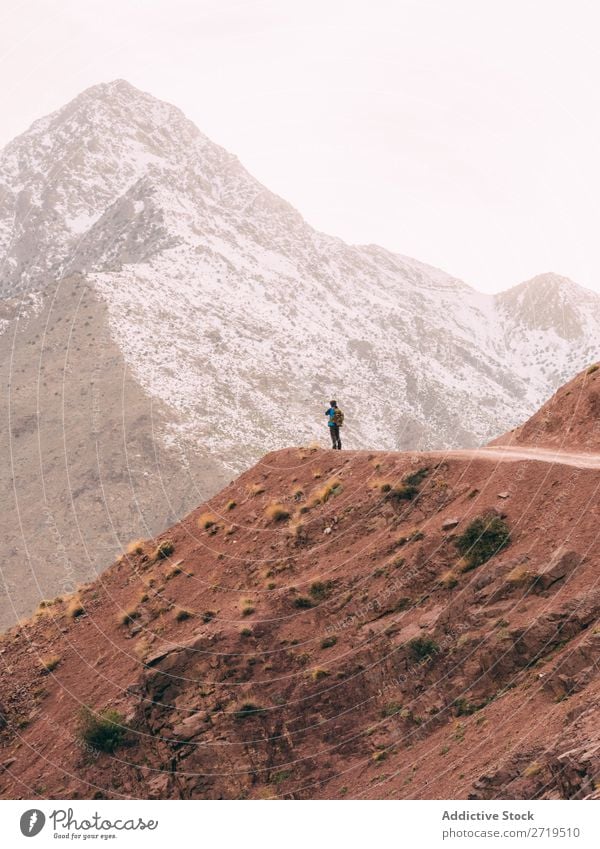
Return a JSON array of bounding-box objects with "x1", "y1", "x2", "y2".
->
[{"x1": 325, "y1": 400, "x2": 344, "y2": 449}]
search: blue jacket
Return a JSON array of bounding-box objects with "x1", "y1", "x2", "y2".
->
[{"x1": 325, "y1": 407, "x2": 337, "y2": 427}]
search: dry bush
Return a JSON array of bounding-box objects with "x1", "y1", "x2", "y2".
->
[
  {"x1": 506, "y1": 565, "x2": 538, "y2": 586},
  {"x1": 198, "y1": 512, "x2": 218, "y2": 530},
  {"x1": 67, "y1": 596, "x2": 85, "y2": 619},
  {"x1": 309, "y1": 478, "x2": 342, "y2": 508},
  {"x1": 39, "y1": 654, "x2": 61, "y2": 672},
  {"x1": 126, "y1": 539, "x2": 145, "y2": 556},
  {"x1": 440, "y1": 569, "x2": 458, "y2": 589},
  {"x1": 265, "y1": 503, "x2": 291, "y2": 522},
  {"x1": 240, "y1": 600, "x2": 255, "y2": 616},
  {"x1": 310, "y1": 668, "x2": 329, "y2": 681},
  {"x1": 118, "y1": 606, "x2": 140, "y2": 626}
]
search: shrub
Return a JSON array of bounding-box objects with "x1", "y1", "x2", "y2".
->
[
  {"x1": 166, "y1": 563, "x2": 183, "y2": 580},
  {"x1": 287, "y1": 520, "x2": 305, "y2": 541},
  {"x1": 154, "y1": 540, "x2": 174, "y2": 559},
  {"x1": 382, "y1": 702, "x2": 403, "y2": 717},
  {"x1": 240, "y1": 627, "x2": 253, "y2": 637},
  {"x1": 403, "y1": 467, "x2": 430, "y2": 487},
  {"x1": 226, "y1": 500, "x2": 237, "y2": 511},
  {"x1": 40, "y1": 654, "x2": 61, "y2": 673},
  {"x1": 506, "y1": 565, "x2": 537, "y2": 586},
  {"x1": 202, "y1": 610, "x2": 216, "y2": 623},
  {"x1": 126, "y1": 539, "x2": 145, "y2": 556},
  {"x1": 455, "y1": 514, "x2": 510, "y2": 570},
  {"x1": 310, "y1": 478, "x2": 343, "y2": 507},
  {"x1": 369, "y1": 478, "x2": 391, "y2": 493},
  {"x1": 67, "y1": 597, "x2": 85, "y2": 619},
  {"x1": 409, "y1": 635, "x2": 439, "y2": 661},
  {"x1": 440, "y1": 569, "x2": 458, "y2": 589},
  {"x1": 293, "y1": 596, "x2": 314, "y2": 609},
  {"x1": 587, "y1": 363, "x2": 599, "y2": 374},
  {"x1": 321, "y1": 636, "x2": 337, "y2": 649},
  {"x1": 241, "y1": 601, "x2": 255, "y2": 616},
  {"x1": 523, "y1": 761, "x2": 543, "y2": 777},
  {"x1": 248, "y1": 483, "x2": 265, "y2": 497},
  {"x1": 388, "y1": 483, "x2": 419, "y2": 501},
  {"x1": 118, "y1": 606, "x2": 139, "y2": 626},
  {"x1": 174, "y1": 607, "x2": 193, "y2": 622},
  {"x1": 78, "y1": 707, "x2": 127, "y2": 753},
  {"x1": 453, "y1": 697, "x2": 477, "y2": 716},
  {"x1": 198, "y1": 513, "x2": 218, "y2": 530},
  {"x1": 265, "y1": 503, "x2": 291, "y2": 523},
  {"x1": 311, "y1": 668, "x2": 329, "y2": 681},
  {"x1": 309, "y1": 580, "x2": 333, "y2": 601},
  {"x1": 271, "y1": 769, "x2": 293, "y2": 784},
  {"x1": 233, "y1": 702, "x2": 265, "y2": 720}
]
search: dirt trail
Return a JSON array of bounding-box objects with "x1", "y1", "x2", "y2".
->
[{"x1": 441, "y1": 445, "x2": 600, "y2": 469}]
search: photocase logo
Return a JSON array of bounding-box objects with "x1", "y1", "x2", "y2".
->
[{"x1": 19, "y1": 809, "x2": 46, "y2": 837}]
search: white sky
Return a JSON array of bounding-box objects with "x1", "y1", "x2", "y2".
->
[{"x1": 1, "y1": 0, "x2": 599, "y2": 293}]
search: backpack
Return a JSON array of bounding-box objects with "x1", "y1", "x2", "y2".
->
[{"x1": 333, "y1": 408, "x2": 344, "y2": 426}]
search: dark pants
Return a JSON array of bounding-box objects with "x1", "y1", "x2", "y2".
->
[{"x1": 329, "y1": 424, "x2": 342, "y2": 449}]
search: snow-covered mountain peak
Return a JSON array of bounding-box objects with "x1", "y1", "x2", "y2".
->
[{"x1": 1, "y1": 79, "x2": 599, "y2": 467}]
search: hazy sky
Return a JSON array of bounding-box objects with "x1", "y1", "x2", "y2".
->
[{"x1": 1, "y1": 0, "x2": 599, "y2": 293}]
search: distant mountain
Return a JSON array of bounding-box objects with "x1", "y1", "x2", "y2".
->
[{"x1": 0, "y1": 79, "x2": 599, "y2": 626}]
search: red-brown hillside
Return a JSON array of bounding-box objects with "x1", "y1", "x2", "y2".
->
[
  {"x1": 492, "y1": 363, "x2": 600, "y2": 451},
  {"x1": 1, "y1": 394, "x2": 599, "y2": 800}
]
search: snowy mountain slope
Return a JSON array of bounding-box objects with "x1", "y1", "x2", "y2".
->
[{"x1": 1, "y1": 79, "x2": 600, "y2": 476}]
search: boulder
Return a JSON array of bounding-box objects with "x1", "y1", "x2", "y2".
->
[
  {"x1": 536, "y1": 548, "x2": 582, "y2": 591},
  {"x1": 441, "y1": 517, "x2": 460, "y2": 530},
  {"x1": 171, "y1": 711, "x2": 207, "y2": 740}
]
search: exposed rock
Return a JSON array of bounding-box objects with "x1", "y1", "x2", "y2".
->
[{"x1": 536, "y1": 548, "x2": 582, "y2": 590}]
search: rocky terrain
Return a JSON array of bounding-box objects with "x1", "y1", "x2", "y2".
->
[
  {"x1": 0, "y1": 366, "x2": 598, "y2": 800},
  {"x1": 1, "y1": 79, "x2": 599, "y2": 627},
  {"x1": 494, "y1": 362, "x2": 600, "y2": 453}
]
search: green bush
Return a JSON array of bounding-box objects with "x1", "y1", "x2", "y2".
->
[
  {"x1": 293, "y1": 596, "x2": 314, "y2": 609},
  {"x1": 409, "y1": 636, "x2": 439, "y2": 661},
  {"x1": 320, "y1": 636, "x2": 337, "y2": 649},
  {"x1": 455, "y1": 514, "x2": 510, "y2": 569},
  {"x1": 78, "y1": 707, "x2": 127, "y2": 753},
  {"x1": 382, "y1": 702, "x2": 403, "y2": 717},
  {"x1": 309, "y1": 581, "x2": 333, "y2": 601},
  {"x1": 388, "y1": 483, "x2": 418, "y2": 501},
  {"x1": 233, "y1": 703, "x2": 265, "y2": 720},
  {"x1": 403, "y1": 467, "x2": 430, "y2": 487}
]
